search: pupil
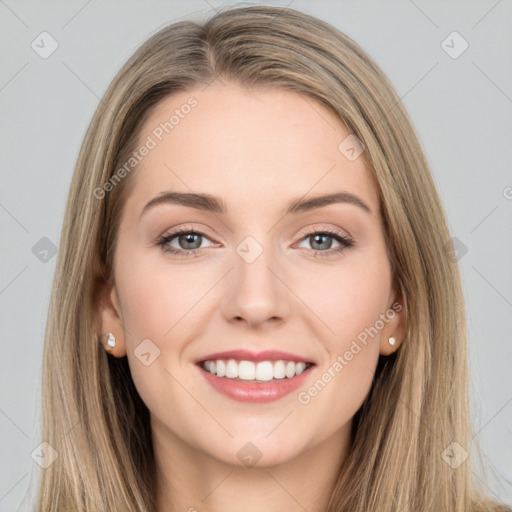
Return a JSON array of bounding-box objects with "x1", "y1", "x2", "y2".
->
[
  {"x1": 181, "y1": 233, "x2": 200, "y2": 249},
  {"x1": 313, "y1": 234, "x2": 331, "y2": 250}
]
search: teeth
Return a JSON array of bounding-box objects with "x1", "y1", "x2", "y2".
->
[
  {"x1": 201, "y1": 359, "x2": 312, "y2": 381},
  {"x1": 226, "y1": 359, "x2": 239, "y2": 378},
  {"x1": 273, "y1": 360, "x2": 286, "y2": 379},
  {"x1": 285, "y1": 361, "x2": 296, "y2": 378},
  {"x1": 255, "y1": 361, "x2": 273, "y2": 381},
  {"x1": 239, "y1": 360, "x2": 255, "y2": 380},
  {"x1": 296, "y1": 362, "x2": 307, "y2": 375},
  {"x1": 216, "y1": 359, "x2": 226, "y2": 377}
]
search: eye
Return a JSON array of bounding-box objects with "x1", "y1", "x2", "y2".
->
[
  {"x1": 296, "y1": 229, "x2": 354, "y2": 257},
  {"x1": 156, "y1": 227, "x2": 354, "y2": 258},
  {"x1": 157, "y1": 228, "x2": 215, "y2": 257}
]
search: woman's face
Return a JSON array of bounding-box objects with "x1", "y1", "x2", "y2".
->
[{"x1": 98, "y1": 82, "x2": 405, "y2": 468}]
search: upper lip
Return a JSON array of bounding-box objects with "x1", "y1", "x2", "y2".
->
[{"x1": 195, "y1": 349, "x2": 315, "y2": 364}]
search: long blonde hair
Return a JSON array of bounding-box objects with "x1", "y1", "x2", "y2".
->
[{"x1": 37, "y1": 5, "x2": 509, "y2": 511}]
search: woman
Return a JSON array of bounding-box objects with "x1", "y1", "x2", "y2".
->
[{"x1": 37, "y1": 5, "x2": 510, "y2": 511}]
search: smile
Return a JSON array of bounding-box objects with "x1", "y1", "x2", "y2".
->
[
  {"x1": 197, "y1": 357, "x2": 316, "y2": 403},
  {"x1": 201, "y1": 359, "x2": 313, "y2": 381}
]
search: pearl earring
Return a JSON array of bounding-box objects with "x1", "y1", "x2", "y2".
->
[
  {"x1": 388, "y1": 336, "x2": 396, "y2": 346},
  {"x1": 105, "y1": 332, "x2": 116, "y2": 351}
]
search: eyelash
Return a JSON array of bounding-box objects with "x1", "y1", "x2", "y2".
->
[{"x1": 156, "y1": 227, "x2": 354, "y2": 258}]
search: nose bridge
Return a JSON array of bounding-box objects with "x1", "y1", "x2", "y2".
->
[{"x1": 222, "y1": 233, "x2": 290, "y2": 326}]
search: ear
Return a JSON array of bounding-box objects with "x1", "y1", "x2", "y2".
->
[
  {"x1": 96, "y1": 276, "x2": 127, "y2": 358},
  {"x1": 379, "y1": 281, "x2": 407, "y2": 356}
]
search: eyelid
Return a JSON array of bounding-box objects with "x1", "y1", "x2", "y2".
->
[
  {"x1": 157, "y1": 223, "x2": 216, "y2": 242},
  {"x1": 295, "y1": 224, "x2": 353, "y2": 242}
]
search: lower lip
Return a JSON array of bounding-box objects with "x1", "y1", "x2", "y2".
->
[{"x1": 197, "y1": 364, "x2": 315, "y2": 403}]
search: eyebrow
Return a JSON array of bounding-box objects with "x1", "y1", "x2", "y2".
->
[{"x1": 139, "y1": 190, "x2": 372, "y2": 221}]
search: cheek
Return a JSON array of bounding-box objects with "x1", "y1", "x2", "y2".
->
[
  {"x1": 296, "y1": 253, "x2": 392, "y2": 344},
  {"x1": 116, "y1": 250, "x2": 197, "y2": 341},
  {"x1": 293, "y1": 252, "x2": 390, "y2": 413},
  {"x1": 114, "y1": 250, "x2": 195, "y2": 420}
]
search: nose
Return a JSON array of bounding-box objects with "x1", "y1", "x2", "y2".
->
[{"x1": 221, "y1": 239, "x2": 291, "y2": 329}]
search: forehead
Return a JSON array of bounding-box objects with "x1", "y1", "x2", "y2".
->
[{"x1": 125, "y1": 83, "x2": 379, "y2": 216}]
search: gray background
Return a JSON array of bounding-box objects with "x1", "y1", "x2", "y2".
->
[{"x1": 0, "y1": 0, "x2": 511, "y2": 509}]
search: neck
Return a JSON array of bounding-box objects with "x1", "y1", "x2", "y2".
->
[{"x1": 153, "y1": 416, "x2": 351, "y2": 512}]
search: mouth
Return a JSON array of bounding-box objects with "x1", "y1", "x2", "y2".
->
[
  {"x1": 195, "y1": 351, "x2": 317, "y2": 403},
  {"x1": 198, "y1": 358, "x2": 315, "y2": 382}
]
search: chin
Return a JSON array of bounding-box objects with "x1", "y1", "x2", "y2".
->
[{"x1": 203, "y1": 435, "x2": 308, "y2": 469}]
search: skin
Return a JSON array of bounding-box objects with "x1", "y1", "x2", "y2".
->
[{"x1": 97, "y1": 82, "x2": 406, "y2": 512}]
